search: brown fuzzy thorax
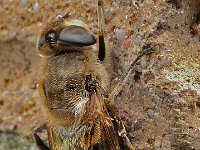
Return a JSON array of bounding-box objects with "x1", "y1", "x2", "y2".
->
[{"x1": 38, "y1": 45, "x2": 111, "y2": 149}]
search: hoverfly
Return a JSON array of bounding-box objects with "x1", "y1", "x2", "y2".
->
[{"x1": 34, "y1": 0, "x2": 154, "y2": 149}]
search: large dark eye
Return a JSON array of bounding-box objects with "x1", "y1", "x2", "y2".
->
[{"x1": 45, "y1": 30, "x2": 57, "y2": 43}]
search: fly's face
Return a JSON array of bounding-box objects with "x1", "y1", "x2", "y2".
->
[{"x1": 37, "y1": 14, "x2": 97, "y2": 57}]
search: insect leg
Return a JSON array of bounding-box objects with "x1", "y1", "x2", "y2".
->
[
  {"x1": 107, "y1": 105, "x2": 135, "y2": 150},
  {"x1": 33, "y1": 124, "x2": 50, "y2": 150},
  {"x1": 98, "y1": 0, "x2": 106, "y2": 62},
  {"x1": 108, "y1": 47, "x2": 156, "y2": 105},
  {"x1": 116, "y1": 118, "x2": 134, "y2": 150}
]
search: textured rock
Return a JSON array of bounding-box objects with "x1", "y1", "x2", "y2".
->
[{"x1": 0, "y1": 0, "x2": 200, "y2": 149}]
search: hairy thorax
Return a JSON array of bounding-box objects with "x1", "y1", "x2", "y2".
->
[
  {"x1": 44, "y1": 52, "x2": 85, "y2": 110},
  {"x1": 40, "y1": 50, "x2": 109, "y2": 127}
]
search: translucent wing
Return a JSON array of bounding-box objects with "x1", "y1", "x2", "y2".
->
[
  {"x1": 82, "y1": 86, "x2": 121, "y2": 150},
  {"x1": 89, "y1": 86, "x2": 134, "y2": 150}
]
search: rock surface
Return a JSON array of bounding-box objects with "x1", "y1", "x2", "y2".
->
[{"x1": 0, "y1": 0, "x2": 200, "y2": 149}]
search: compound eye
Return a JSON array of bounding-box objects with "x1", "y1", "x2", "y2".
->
[
  {"x1": 45, "y1": 30, "x2": 57, "y2": 43},
  {"x1": 59, "y1": 26, "x2": 96, "y2": 46}
]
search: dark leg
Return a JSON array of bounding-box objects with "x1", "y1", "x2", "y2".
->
[
  {"x1": 108, "y1": 47, "x2": 156, "y2": 105},
  {"x1": 107, "y1": 105, "x2": 135, "y2": 150},
  {"x1": 33, "y1": 124, "x2": 50, "y2": 150},
  {"x1": 98, "y1": 0, "x2": 106, "y2": 62}
]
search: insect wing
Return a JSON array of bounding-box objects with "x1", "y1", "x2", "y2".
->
[{"x1": 86, "y1": 87, "x2": 121, "y2": 150}]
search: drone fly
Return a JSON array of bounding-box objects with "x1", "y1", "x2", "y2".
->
[{"x1": 34, "y1": 0, "x2": 154, "y2": 149}]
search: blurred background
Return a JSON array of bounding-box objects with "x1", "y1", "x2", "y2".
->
[{"x1": 0, "y1": 0, "x2": 200, "y2": 149}]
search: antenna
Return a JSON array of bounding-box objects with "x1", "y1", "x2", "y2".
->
[{"x1": 98, "y1": 0, "x2": 106, "y2": 62}]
